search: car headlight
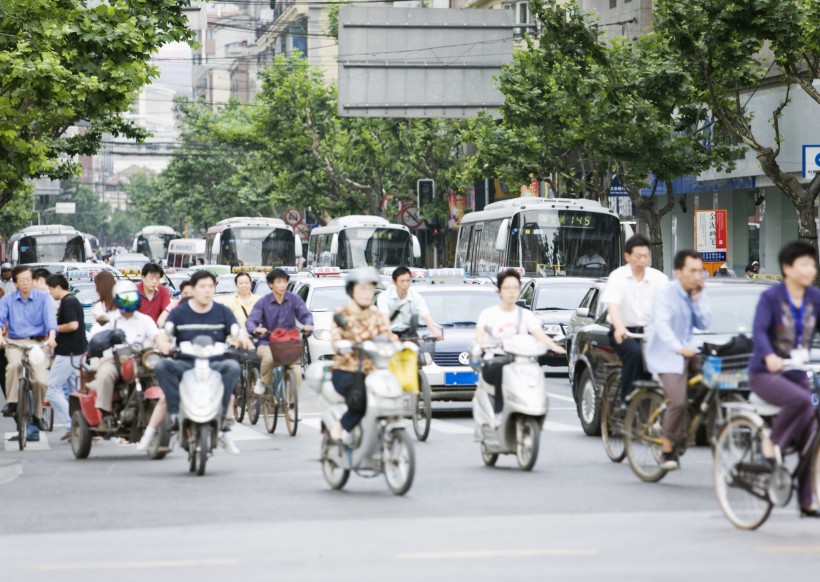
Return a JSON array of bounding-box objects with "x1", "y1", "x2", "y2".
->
[
  {"x1": 542, "y1": 324, "x2": 562, "y2": 335},
  {"x1": 313, "y1": 329, "x2": 332, "y2": 341}
]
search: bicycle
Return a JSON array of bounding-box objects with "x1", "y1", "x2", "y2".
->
[
  {"x1": 5, "y1": 341, "x2": 48, "y2": 451},
  {"x1": 231, "y1": 350, "x2": 261, "y2": 425},
  {"x1": 623, "y1": 352, "x2": 749, "y2": 482},
  {"x1": 260, "y1": 330, "x2": 308, "y2": 436},
  {"x1": 397, "y1": 333, "x2": 437, "y2": 442},
  {"x1": 713, "y1": 360, "x2": 820, "y2": 530}
]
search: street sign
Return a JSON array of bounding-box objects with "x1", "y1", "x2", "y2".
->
[
  {"x1": 695, "y1": 209, "x2": 728, "y2": 274},
  {"x1": 338, "y1": 7, "x2": 514, "y2": 119},
  {"x1": 285, "y1": 208, "x2": 302, "y2": 226},
  {"x1": 802, "y1": 145, "x2": 820, "y2": 178},
  {"x1": 400, "y1": 203, "x2": 423, "y2": 229},
  {"x1": 55, "y1": 203, "x2": 75, "y2": 214}
]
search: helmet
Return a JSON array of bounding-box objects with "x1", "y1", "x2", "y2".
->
[
  {"x1": 0, "y1": 262, "x2": 11, "y2": 271},
  {"x1": 113, "y1": 280, "x2": 141, "y2": 313},
  {"x1": 345, "y1": 267, "x2": 380, "y2": 297}
]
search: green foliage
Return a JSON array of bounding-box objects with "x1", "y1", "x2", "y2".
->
[
  {"x1": 0, "y1": 0, "x2": 195, "y2": 208},
  {"x1": 0, "y1": 190, "x2": 34, "y2": 239}
]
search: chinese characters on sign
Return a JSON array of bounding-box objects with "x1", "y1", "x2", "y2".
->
[{"x1": 695, "y1": 210, "x2": 728, "y2": 275}]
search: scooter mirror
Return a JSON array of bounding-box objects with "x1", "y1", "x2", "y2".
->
[
  {"x1": 164, "y1": 321, "x2": 175, "y2": 337},
  {"x1": 230, "y1": 323, "x2": 239, "y2": 339},
  {"x1": 333, "y1": 311, "x2": 347, "y2": 329}
]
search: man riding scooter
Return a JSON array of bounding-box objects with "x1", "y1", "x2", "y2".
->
[
  {"x1": 474, "y1": 269, "x2": 565, "y2": 425},
  {"x1": 154, "y1": 270, "x2": 255, "y2": 455}
]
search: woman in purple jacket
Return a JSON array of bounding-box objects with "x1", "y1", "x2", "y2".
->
[{"x1": 748, "y1": 241, "x2": 820, "y2": 517}]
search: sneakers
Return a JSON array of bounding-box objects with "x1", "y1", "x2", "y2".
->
[
  {"x1": 253, "y1": 379, "x2": 265, "y2": 395},
  {"x1": 219, "y1": 430, "x2": 240, "y2": 455},
  {"x1": 135, "y1": 426, "x2": 157, "y2": 451},
  {"x1": 168, "y1": 414, "x2": 179, "y2": 433},
  {"x1": 660, "y1": 451, "x2": 680, "y2": 471}
]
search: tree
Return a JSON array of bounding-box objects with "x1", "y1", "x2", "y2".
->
[
  {"x1": 0, "y1": 0, "x2": 194, "y2": 211},
  {"x1": 465, "y1": 0, "x2": 739, "y2": 269},
  {"x1": 655, "y1": 0, "x2": 820, "y2": 248}
]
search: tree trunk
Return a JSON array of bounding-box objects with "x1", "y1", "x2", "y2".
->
[{"x1": 640, "y1": 204, "x2": 666, "y2": 272}]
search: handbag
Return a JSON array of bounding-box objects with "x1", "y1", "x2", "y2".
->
[{"x1": 269, "y1": 328, "x2": 302, "y2": 366}]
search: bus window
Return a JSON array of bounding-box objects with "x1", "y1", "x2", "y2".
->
[
  {"x1": 455, "y1": 224, "x2": 471, "y2": 269},
  {"x1": 475, "y1": 220, "x2": 502, "y2": 277},
  {"x1": 337, "y1": 228, "x2": 413, "y2": 270},
  {"x1": 507, "y1": 213, "x2": 521, "y2": 269}
]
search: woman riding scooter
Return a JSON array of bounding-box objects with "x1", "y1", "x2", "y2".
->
[
  {"x1": 328, "y1": 268, "x2": 395, "y2": 442},
  {"x1": 475, "y1": 269, "x2": 565, "y2": 423}
]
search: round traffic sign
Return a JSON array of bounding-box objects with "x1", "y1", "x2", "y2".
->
[
  {"x1": 285, "y1": 208, "x2": 302, "y2": 226},
  {"x1": 400, "y1": 203, "x2": 422, "y2": 229}
]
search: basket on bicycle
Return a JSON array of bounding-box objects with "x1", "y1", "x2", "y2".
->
[
  {"x1": 700, "y1": 353, "x2": 751, "y2": 390},
  {"x1": 269, "y1": 328, "x2": 302, "y2": 366}
]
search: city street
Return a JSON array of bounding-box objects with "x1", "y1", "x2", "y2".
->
[{"x1": 1, "y1": 371, "x2": 818, "y2": 581}]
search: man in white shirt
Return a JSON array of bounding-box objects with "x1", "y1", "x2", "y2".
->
[
  {"x1": 600, "y1": 234, "x2": 668, "y2": 405},
  {"x1": 576, "y1": 246, "x2": 606, "y2": 268},
  {"x1": 377, "y1": 267, "x2": 442, "y2": 340}
]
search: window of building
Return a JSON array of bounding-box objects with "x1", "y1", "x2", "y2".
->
[{"x1": 610, "y1": 0, "x2": 617, "y2": 8}]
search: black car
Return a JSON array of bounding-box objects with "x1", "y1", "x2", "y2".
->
[
  {"x1": 517, "y1": 277, "x2": 596, "y2": 366},
  {"x1": 570, "y1": 279, "x2": 776, "y2": 435}
]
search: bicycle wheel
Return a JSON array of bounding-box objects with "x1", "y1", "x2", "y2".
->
[
  {"x1": 233, "y1": 373, "x2": 246, "y2": 424},
  {"x1": 16, "y1": 378, "x2": 29, "y2": 451},
  {"x1": 283, "y1": 368, "x2": 298, "y2": 437},
  {"x1": 412, "y1": 373, "x2": 432, "y2": 442},
  {"x1": 624, "y1": 390, "x2": 668, "y2": 483},
  {"x1": 714, "y1": 416, "x2": 773, "y2": 530},
  {"x1": 196, "y1": 425, "x2": 210, "y2": 476},
  {"x1": 246, "y1": 367, "x2": 261, "y2": 426},
  {"x1": 262, "y1": 372, "x2": 279, "y2": 434},
  {"x1": 601, "y1": 372, "x2": 626, "y2": 463}
]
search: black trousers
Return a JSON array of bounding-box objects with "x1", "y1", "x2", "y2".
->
[
  {"x1": 0, "y1": 349, "x2": 6, "y2": 398},
  {"x1": 609, "y1": 328, "x2": 649, "y2": 403},
  {"x1": 482, "y1": 357, "x2": 512, "y2": 413}
]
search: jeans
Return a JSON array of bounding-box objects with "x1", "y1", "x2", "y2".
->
[
  {"x1": 609, "y1": 329, "x2": 648, "y2": 403},
  {"x1": 331, "y1": 370, "x2": 364, "y2": 431},
  {"x1": 47, "y1": 355, "x2": 80, "y2": 430},
  {"x1": 155, "y1": 358, "x2": 239, "y2": 416}
]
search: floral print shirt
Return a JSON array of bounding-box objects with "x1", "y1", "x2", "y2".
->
[{"x1": 331, "y1": 303, "x2": 392, "y2": 373}]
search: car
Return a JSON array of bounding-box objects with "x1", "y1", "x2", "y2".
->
[
  {"x1": 110, "y1": 253, "x2": 151, "y2": 278},
  {"x1": 517, "y1": 277, "x2": 599, "y2": 367},
  {"x1": 26, "y1": 262, "x2": 122, "y2": 280},
  {"x1": 288, "y1": 276, "x2": 354, "y2": 370},
  {"x1": 565, "y1": 278, "x2": 608, "y2": 381},
  {"x1": 570, "y1": 279, "x2": 776, "y2": 436},
  {"x1": 69, "y1": 281, "x2": 99, "y2": 331},
  {"x1": 411, "y1": 280, "x2": 499, "y2": 401}
]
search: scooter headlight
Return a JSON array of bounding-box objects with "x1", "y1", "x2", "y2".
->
[{"x1": 142, "y1": 351, "x2": 161, "y2": 371}]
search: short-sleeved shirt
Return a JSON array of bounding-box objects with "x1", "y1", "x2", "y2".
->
[
  {"x1": 55, "y1": 294, "x2": 88, "y2": 356},
  {"x1": 376, "y1": 286, "x2": 431, "y2": 333},
  {"x1": 600, "y1": 265, "x2": 668, "y2": 328},
  {"x1": 136, "y1": 282, "x2": 171, "y2": 324},
  {"x1": 332, "y1": 304, "x2": 393, "y2": 374},
  {"x1": 166, "y1": 300, "x2": 238, "y2": 345},
  {"x1": 476, "y1": 305, "x2": 541, "y2": 352}
]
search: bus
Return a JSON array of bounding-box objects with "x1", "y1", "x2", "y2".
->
[
  {"x1": 455, "y1": 197, "x2": 622, "y2": 278},
  {"x1": 205, "y1": 217, "x2": 302, "y2": 270},
  {"x1": 10, "y1": 225, "x2": 92, "y2": 265},
  {"x1": 132, "y1": 226, "x2": 181, "y2": 262},
  {"x1": 166, "y1": 238, "x2": 206, "y2": 269},
  {"x1": 306, "y1": 215, "x2": 421, "y2": 271}
]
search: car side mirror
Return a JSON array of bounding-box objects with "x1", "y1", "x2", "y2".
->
[
  {"x1": 575, "y1": 307, "x2": 589, "y2": 318},
  {"x1": 515, "y1": 300, "x2": 527, "y2": 309},
  {"x1": 333, "y1": 311, "x2": 347, "y2": 329}
]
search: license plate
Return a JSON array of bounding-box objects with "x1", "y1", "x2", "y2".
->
[{"x1": 445, "y1": 371, "x2": 478, "y2": 386}]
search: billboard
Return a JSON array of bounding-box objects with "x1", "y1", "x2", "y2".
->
[
  {"x1": 338, "y1": 7, "x2": 515, "y2": 119},
  {"x1": 695, "y1": 209, "x2": 728, "y2": 274}
]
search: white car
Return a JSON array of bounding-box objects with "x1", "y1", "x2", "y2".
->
[{"x1": 288, "y1": 276, "x2": 352, "y2": 370}]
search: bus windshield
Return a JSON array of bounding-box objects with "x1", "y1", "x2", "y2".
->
[
  {"x1": 337, "y1": 228, "x2": 413, "y2": 270},
  {"x1": 515, "y1": 210, "x2": 620, "y2": 277},
  {"x1": 19, "y1": 234, "x2": 86, "y2": 263},
  {"x1": 220, "y1": 226, "x2": 295, "y2": 267},
  {"x1": 136, "y1": 234, "x2": 176, "y2": 261}
]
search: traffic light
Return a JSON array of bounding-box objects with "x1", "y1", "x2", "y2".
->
[{"x1": 417, "y1": 179, "x2": 435, "y2": 210}]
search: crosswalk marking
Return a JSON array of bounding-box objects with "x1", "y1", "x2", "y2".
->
[
  {"x1": 547, "y1": 392, "x2": 576, "y2": 404},
  {"x1": 4, "y1": 431, "x2": 51, "y2": 451},
  {"x1": 291, "y1": 417, "x2": 580, "y2": 435}
]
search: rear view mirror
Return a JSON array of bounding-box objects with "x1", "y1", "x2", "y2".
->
[
  {"x1": 412, "y1": 235, "x2": 422, "y2": 259},
  {"x1": 164, "y1": 322, "x2": 175, "y2": 337},
  {"x1": 230, "y1": 323, "x2": 239, "y2": 339},
  {"x1": 516, "y1": 300, "x2": 527, "y2": 309},
  {"x1": 495, "y1": 219, "x2": 509, "y2": 252},
  {"x1": 333, "y1": 311, "x2": 347, "y2": 329},
  {"x1": 575, "y1": 307, "x2": 589, "y2": 318}
]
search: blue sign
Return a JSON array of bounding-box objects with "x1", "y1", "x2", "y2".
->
[{"x1": 701, "y1": 251, "x2": 727, "y2": 263}]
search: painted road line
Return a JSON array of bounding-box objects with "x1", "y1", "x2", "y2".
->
[
  {"x1": 396, "y1": 548, "x2": 598, "y2": 560},
  {"x1": 760, "y1": 546, "x2": 820, "y2": 554},
  {"x1": 229, "y1": 422, "x2": 270, "y2": 442},
  {"x1": 35, "y1": 558, "x2": 238, "y2": 571},
  {"x1": 547, "y1": 392, "x2": 575, "y2": 403},
  {"x1": 430, "y1": 419, "x2": 473, "y2": 435},
  {"x1": 4, "y1": 431, "x2": 51, "y2": 451},
  {"x1": 543, "y1": 421, "x2": 582, "y2": 433}
]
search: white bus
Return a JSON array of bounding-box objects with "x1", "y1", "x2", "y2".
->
[
  {"x1": 455, "y1": 197, "x2": 622, "y2": 278},
  {"x1": 132, "y1": 226, "x2": 181, "y2": 262},
  {"x1": 10, "y1": 225, "x2": 92, "y2": 265},
  {"x1": 204, "y1": 217, "x2": 302, "y2": 270},
  {"x1": 306, "y1": 215, "x2": 421, "y2": 271},
  {"x1": 166, "y1": 239, "x2": 206, "y2": 269}
]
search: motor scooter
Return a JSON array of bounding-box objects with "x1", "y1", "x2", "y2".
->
[{"x1": 471, "y1": 334, "x2": 552, "y2": 471}]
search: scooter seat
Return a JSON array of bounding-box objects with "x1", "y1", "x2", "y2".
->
[{"x1": 748, "y1": 393, "x2": 781, "y2": 416}]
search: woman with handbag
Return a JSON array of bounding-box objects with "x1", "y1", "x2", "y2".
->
[{"x1": 328, "y1": 268, "x2": 395, "y2": 442}]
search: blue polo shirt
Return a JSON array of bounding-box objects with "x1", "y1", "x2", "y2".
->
[{"x1": 0, "y1": 289, "x2": 58, "y2": 339}]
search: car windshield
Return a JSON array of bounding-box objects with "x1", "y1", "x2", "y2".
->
[
  {"x1": 534, "y1": 285, "x2": 589, "y2": 310},
  {"x1": 309, "y1": 286, "x2": 349, "y2": 311},
  {"x1": 216, "y1": 278, "x2": 236, "y2": 294},
  {"x1": 417, "y1": 290, "x2": 498, "y2": 326},
  {"x1": 72, "y1": 286, "x2": 99, "y2": 304},
  {"x1": 694, "y1": 286, "x2": 767, "y2": 334}
]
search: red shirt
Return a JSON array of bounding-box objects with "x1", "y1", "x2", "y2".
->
[{"x1": 136, "y1": 282, "x2": 171, "y2": 323}]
